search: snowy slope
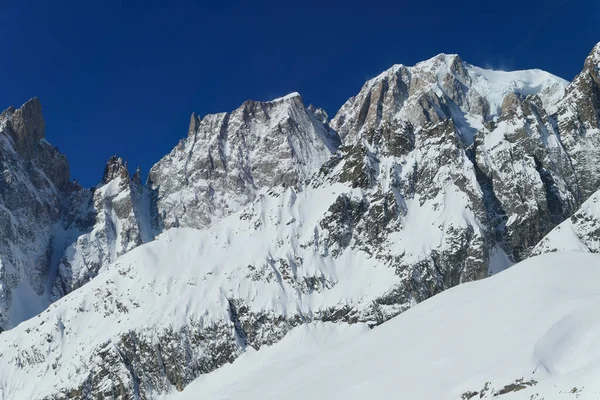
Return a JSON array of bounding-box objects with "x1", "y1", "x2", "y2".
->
[
  {"x1": 0, "y1": 216, "x2": 400, "y2": 399},
  {"x1": 0, "y1": 161, "x2": 493, "y2": 399},
  {"x1": 170, "y1": 251, "x2": 600, "y2": 400}
]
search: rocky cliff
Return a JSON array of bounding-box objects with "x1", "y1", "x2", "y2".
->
[{"x1": 0, "y1": 98, "x2": 72, "y2": 330}]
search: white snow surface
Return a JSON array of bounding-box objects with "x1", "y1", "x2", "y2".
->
[
  {"x1": 469, "y1": 66, "x2": 569, "y2": 115},
  {"x1": 169, "y1": 251, "x2": 600, "y2": 400}
]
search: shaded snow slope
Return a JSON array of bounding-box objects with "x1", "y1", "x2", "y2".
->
[
  {"x1": 533, "y1": 189, "x2": 600, "y2": 254},
  {"x1": 171, "y1": 251, "x2": 600, "y2": 400}
]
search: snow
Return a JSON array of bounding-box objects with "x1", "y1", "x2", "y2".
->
[
  {"x1": 533, "y1": 190, "x2": 600, "y2": 254},
  {"x1": 0, "y1": 46, "x2": 596, "y2": 399},
  {"x1": 6, "y1": 280, "x2": 48, "y2": 327},
  {"x1": 170, "y1": 251, "x2": 600, "y2": 400},
  {"x1": 271, "y1": 92, "x2": 302, "y2": 102},
  {"x1": 488, "y1": 245, "x2": 513, "y2": 275},
  {"x1": 469, "y1": 66, "x2": 569, "y2": 114},
  {"x1": 387, "y1": 188, "x2": 480, "y2": 261}
]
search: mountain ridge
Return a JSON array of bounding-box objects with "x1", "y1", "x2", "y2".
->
[{"x1": 0, "y1": 42, "x2": 599, "y2": 399}]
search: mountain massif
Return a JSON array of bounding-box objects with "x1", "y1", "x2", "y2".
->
[{"x1": 0, "y1": 42, "x2": 599, "y2": 399}]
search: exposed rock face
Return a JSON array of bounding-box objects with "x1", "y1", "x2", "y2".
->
[
  {"x1": 102, "y1": 155, "x2": 130, "y2": 184},
  {"x1": 473, "y1": 93, "x2": 577, "y2": 259},
  {"x1": 528, "y1": 44, "x2": 600, "y2": 258},
  {"x1": 147, "y1": 92, "x2": 340, "y2": 230},
  {"x1": 0, "y1": 99, "x2": 71, "y2": 330},
  {"x1": 7, "y1": 98, "x2": 46, "y2": 162},
  {"x1": 332, "y1": 54, "x2": 566, "y2": 145},
  {"x1": 554, "y1": 43, "x2": 600, "y2": 200}
]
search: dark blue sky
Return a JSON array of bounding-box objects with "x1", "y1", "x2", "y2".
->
[{"x1": 0, "y1": 0, "x2": 598, "y2": 187}]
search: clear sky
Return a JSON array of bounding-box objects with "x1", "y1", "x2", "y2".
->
[{"x1": 0, "y1": 0, "x2": 598, "y2": 187}]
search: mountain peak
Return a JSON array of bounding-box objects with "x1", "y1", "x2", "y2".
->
[
  {"x1": 187, "y1": 111, "x2": 200, "y2": 136},
  {"x1": 102, "y1": 155, "x2": 129, "y2": 184},
  {"x1": 5, "y1": 97, "x2": 46, "y2": 161},
  {"x1": 332, "y1": 52, "x2": 568, "y2": 144},
  {"x1": 15, "y1": 97, "x2": 44, "y2": 131},
  {"x1": 585, "y1": 41, "x2": 600, "y2": 70},
  {"x1": 0, "y1": 105, "x2": 16, "y2": 120},
  {"x1": 416, "y1": 52, "x2": 462, "y2": 68},
  {"x1": 592, "y1": 41, "x2": 600, "y2": 56}
]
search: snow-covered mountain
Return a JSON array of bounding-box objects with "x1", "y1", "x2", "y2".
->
[
  {"x1": 51, "y1": 93, "x2": 340, "y2": 299},
  {"x1": 330, "y1": 52, "x2": 580, "y2": 262},
  {"x1": 147, "y1": 92, "x2": 340, "y2": 231},
  {"x1": 0, "y1": 42, "x2": 599, "y2": 399},
  {"x1": 168, "y1": 251, "x2": 600, "y2": 400}
]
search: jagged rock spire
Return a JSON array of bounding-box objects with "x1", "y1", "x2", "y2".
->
[
  {"x1": 102, "y1": 155, "x2": 129, "y2": 184},
  {"x1": 188, "y1": 112, "x2": 200, "y2": 136},
  {"x1": 307, "y1": 104, "x2": 329, "y2": 124},
  {"x1": 4, "y1": 98, "x2": 46, "y2": 161},
  {"x1": 132, "y1": 165, "x2": 142, "y2": 185}
]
